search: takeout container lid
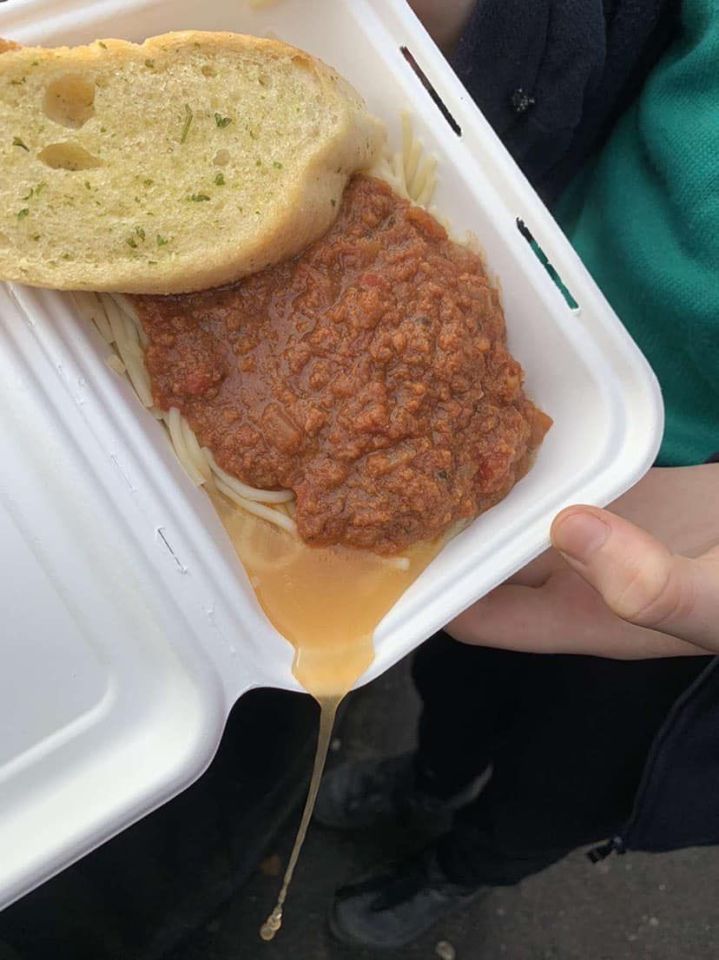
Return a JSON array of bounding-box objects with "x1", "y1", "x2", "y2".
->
[{"x1": 0, "y1": 0, "x2": 663, "y2": 910}]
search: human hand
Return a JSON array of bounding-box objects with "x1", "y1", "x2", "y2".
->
[
  {"x1": 406, "y1": 0, "x2": 475, "y2": 53},
  {"x1": 448, "y1": 465, "x2": 719, "y2": 658}
]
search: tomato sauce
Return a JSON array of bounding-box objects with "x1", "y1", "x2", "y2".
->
[{"x1": 133, "y1": 175, "x2": 550, "y2": 554}]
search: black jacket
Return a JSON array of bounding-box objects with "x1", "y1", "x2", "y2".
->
[
  {"x1": 453, "y1": 0, "x2": 678, "y2": 201},
  {"x1": 453, "y1": 0, "x2": 719, "y2": 859}
]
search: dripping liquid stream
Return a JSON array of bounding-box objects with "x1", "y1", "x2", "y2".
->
[
  {"x1": 260, "y1": 695, "x2": 340, "y2": 942},
  {"x1": 209, "y1": 491, "x2": 443, "y2": 940}
]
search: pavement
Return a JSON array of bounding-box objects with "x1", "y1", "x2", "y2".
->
[
  {"x1": 2, "y1": 657, "x2": 717, "y2": 960},
  {"x1": 170, "y1": 659, "x2": 719, "y2": 960}
]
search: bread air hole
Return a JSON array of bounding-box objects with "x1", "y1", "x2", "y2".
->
[
  {"x1": 43, "y1": 74, "x2": 96, "y2": 129},
  {"x1": 213, "y1": 149, "x2": 230, "y2": 166},
  {"x1": 38, "y1": 142, "x2": 102, "y2": 171},
  {"x1": 201, "y1": 64, "x2": 217, "y2": 78}
]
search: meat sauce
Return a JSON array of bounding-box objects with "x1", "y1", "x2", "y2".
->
[{"x1": 133, "y1": 175, "x2": 550, "y2": 554}]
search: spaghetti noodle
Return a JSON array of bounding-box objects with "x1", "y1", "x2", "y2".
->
[{"x1": 371, "y1": 113, "x2": 438, "y2": 208}]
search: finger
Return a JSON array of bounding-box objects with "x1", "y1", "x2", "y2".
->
[
  {"x1": 552, "y1": 507, "x2": 719, "y2": 652},
  {"x1": 447, "y1": 579, "x2": 697, "y2": 658},
  {"x1": 503, "y1": 549, "x2": 558, "y2": 587},
  {"x1": 447, "y1": 584, "x2": 560, "y2": 653},
  {"x1": 449, "y1": 584, "x2": 566, "y2": 652}
]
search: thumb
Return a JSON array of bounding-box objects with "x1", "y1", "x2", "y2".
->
[{"x1": 551, "y1": 506, "x2": 719, "y2": 653}]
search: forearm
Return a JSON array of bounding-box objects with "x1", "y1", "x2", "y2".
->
[{"x1": 612, "y1": 464, "x2": 719, "y2": 558}]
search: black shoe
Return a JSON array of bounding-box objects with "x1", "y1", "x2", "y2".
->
[
  {"x1": 314, "y1": 753, "x2": 473, "y2": 832},
  {"x1": 329, "y1": 848, "x2": 481, "y2": 949}
]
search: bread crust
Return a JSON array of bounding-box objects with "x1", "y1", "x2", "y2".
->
[{"x1": 0, "y1": 31, "x2": 383, "y2": 293}]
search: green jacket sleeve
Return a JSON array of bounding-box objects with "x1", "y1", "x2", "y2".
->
[{"x1": 557, "y1": 0, "x2": 719, "y2": 466}]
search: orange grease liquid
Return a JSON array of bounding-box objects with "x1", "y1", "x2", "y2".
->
[
  {"x1": 210, "y1": 490, "x2": 440, "y2": 698},
  {"x1": 209, "y1": 490, "x2": 442, "y2": 940}
]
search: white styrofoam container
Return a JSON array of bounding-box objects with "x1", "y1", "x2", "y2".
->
[{"x1": 0, "y1": 0, "x2": 663, "y2": 911}]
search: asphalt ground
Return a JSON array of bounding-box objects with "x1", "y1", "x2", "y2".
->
[{"x1": 172, "y1": 660, "x2": 719, "y2": 960}]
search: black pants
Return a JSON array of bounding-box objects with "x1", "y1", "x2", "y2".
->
[{"x1": 412, "y1": 633, "x2": 709, "y2": 886}]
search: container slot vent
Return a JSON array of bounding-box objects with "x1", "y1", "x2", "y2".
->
[
  {"x1": 400, "y1": 46, "x2": 461, "y2": 136},
  {"x1": 516, "y1": 219, "x2": 579, "y2": 311}
]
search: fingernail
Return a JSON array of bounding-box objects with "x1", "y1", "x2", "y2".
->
[{"x1": 553, "y1": 512, "x2": 610, "y2": 563}]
